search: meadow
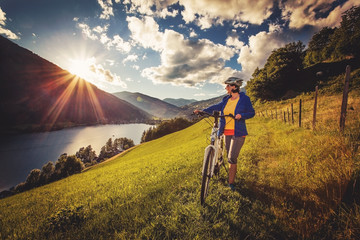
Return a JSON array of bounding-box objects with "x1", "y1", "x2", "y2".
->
[{"x1": 0, "y1": 91, "x2": 359, "y2": 239}]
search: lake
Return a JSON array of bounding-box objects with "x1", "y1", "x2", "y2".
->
[{"x1": 0, "y1": 124, "x2": 152, "y2": 192}]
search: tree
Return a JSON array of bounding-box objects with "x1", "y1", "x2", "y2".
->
[
  {"x1": 63, "y1": 155, "x2": 84, "y2": 176},
  {"x1": 114, "y1": 138, "x2": 135, "y2": 151},
  {"x1": 337, "y1": 5, "x2": 360, "y2": 58},
  {"x1": 76, "y1": 145, "x2": 97, "y2": 164},
  {"x1": 25, "y1": 169, "x2": 41, "y2": 189},
  {"x1": 304, "y1": 27, "x2": 336, "y2": 66},
  {"x1": 54, "y1": 153, "x2": 84, "y2": 179},
  {"x1": 98, "y1": 138, "x2": 115, "y2": 161},
  {"x1": 39, "y1": 161, "x2": 55, "y2": 185},
  {"x1": 246, "y1": 41, "x2": 305, "y2": 101}
]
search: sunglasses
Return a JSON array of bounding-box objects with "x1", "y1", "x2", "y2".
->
[{"x1": 226, "y1": 84, "x2": 235, "y2": 87}]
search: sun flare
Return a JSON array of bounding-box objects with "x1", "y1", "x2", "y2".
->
[{"x1": 68, "y1": 59, "x2": 92, "y2": 79}]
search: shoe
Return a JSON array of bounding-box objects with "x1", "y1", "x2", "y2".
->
[{"x1": 229, "y1": 184, "x2": 235, "y2": 191}]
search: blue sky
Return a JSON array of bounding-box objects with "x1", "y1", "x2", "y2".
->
[{"x1": 0, "y1": 0, "x2": 358, "y2": 100}]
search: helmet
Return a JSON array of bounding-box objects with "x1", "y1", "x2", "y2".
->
[{"x1": 224, "y1": 77, "x2": 243, "y2": 88}]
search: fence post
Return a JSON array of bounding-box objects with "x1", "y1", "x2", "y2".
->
[
  {"x1": 340, "y1": 65, "x2": 351, "y2": 133},
  {"x1": 287, "y1": 108, "x2": 290, "y2": 122},
  {"x1": 283, "y1": 111, "x2": 286, "y2": 123},
  {"x1": 291, "y1": 103, "x2": 294, "y2": 124},
  {"x1": 299, "y1": 99, "x2": 302, "y2": 127},
  {"x1": 312, "y1": 86, "x2": 318, "y2": 130}
]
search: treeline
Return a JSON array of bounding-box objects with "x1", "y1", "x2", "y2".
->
[
  {"x1": 0, "y1": 137, "x2": 134, "y2": 199},
  {"x1": 246, "y1": 5, "x2": 360, "y2": 102},
  {"x1": 141, "y1": 118, "x2": 193, "y2": 143}
]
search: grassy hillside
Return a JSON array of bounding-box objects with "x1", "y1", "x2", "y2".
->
[{"x1": 1, "y1": 92, "x2": 359, "y2": 239}]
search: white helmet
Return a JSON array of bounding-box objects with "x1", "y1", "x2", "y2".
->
[{"x1": 224, "y1": 77, "x2": 243, "y2": 88}]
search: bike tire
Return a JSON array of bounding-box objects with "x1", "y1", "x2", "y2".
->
[{"x1": 200, "y1": 148, "x2": 214, "y2": 205}]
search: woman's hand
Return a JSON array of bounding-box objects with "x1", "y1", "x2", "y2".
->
[
  {"x1": 193, "y1": 109, "x2": 200, "y2": 115},
  {"x1": 235, "y1": 114, "x2": 242, "y2": 120}
]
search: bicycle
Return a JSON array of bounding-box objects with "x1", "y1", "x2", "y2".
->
[{"x1": 195, "y1": 110, "x2": 235, "y2": 205}]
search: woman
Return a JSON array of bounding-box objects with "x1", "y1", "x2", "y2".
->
[{"x1": 194, "y1": 77, "x2": 255, "y2": 191}]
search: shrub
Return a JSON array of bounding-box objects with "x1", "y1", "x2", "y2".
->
[{"x1": 141, "y1": 118, "x2": 193, "y2": 143}]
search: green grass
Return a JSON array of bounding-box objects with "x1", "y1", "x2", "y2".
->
[{"x1": 1, "y1": 95, "x2": 359, "y2": 239}]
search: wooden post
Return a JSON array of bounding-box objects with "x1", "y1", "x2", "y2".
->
[
  {"x1": 340, "y1": 65, "x2": 351, "y2": 133},
  {"x1": 299, "y1": 99, "x2": 302, "y2": 127},
  {"x1": 291, "y1": 103, "x2": 294, "y2": 124},
  {"x1": 312, "y1": 86, "x2": 318, "y2": 130},
  {"x1": 287, "y1": 108, "x2": 290, "y2": 122},
  {"x1": 283, "y1": 111, "x2": 286, "y2": 123}
]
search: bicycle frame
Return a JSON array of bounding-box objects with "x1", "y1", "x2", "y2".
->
[
  {"x1": 202, "y1": 128, "x2": 223, "y2": 178},
  {"x1": 201, "y1": 111, "x2": 228, "y2": 178}
]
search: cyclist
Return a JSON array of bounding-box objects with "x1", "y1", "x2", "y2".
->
[{"x1": 194, "y1": 77, "x2": 255, "y2": 191}]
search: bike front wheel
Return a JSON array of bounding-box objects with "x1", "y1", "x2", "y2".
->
[{"x1": 200, "y1": 147, "x2": 214, "y2": 205}]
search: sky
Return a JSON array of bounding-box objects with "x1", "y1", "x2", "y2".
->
[{"x1": 0, "y1": 0, "x2": 359, "y2": 101}]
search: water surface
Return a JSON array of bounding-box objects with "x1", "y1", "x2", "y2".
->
[{"x1": 0, "y1": 124, "x2": 151, "y2": 191}]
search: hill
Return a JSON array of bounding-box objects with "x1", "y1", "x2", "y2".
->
[
  {"x1": 0, "y1": 36, "x2": 152, "y2": 133},
  {"x1": 1, "y1": 91, "x2": 359, "y2": 239},
  {"x1": 178, "y1": 94, "x2": 226, "y2": 117},
  {"x1": 163, "y1": 97, "x2": 197, "y2": 107},
  {"x1": 113, "y1": 91, "x2": 181, "y2": 119}
]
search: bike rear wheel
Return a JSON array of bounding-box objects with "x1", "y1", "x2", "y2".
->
[{"x1": 200, "y1": 148, "x2": 214, "y2": 205}]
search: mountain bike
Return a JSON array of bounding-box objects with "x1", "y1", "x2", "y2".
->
[{"x1": 195, "y1": 110, "x2": 235, "y2": 205}]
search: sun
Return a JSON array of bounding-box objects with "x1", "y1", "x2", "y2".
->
[{"x1": 68, "y1": 58, "x2": 92, "y2": 79}]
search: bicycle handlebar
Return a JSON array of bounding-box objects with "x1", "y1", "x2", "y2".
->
[{"x1": 193, "y1": 110, "x2": 236, "y2": 119}]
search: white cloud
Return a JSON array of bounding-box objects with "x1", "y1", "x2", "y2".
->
[
  {"x1": 124, "y1": 0, "x2": 179, "y2": 18},
  {"x1": 225, "y1": 35, "x2": 244, "y2": 50},
  {"x1": 122, "y1": 54, "x2": 139, "y2": 64},
  {"x1": 180, "y1": 0, "x2": 274, "y2": 29},
  {"x1": 89, "y1": 61, "x2": 127, "y2": 88},
  {"x1": 127, "y1": 16, "x2": 163, "y2": 51},
  {"x1": 98, "y1": 0, "x2": 114, "y2": 20},
  {"x1": 237, "y1": 30, "x2": 286, "y2": 81},
  {"x1": 122, "y1": 0, "x2": 274, "y2": 29},
  {"x1": 127, "y1": 16, "x2": 240, "y2": 86},
  {"x1": 77, "y1": 22, "x2": 131, "y2": 53},
  {"x1": 158, "y1": 7, "x2": 178, "y2": 19},
  {"x1": 93, "y1": 24, "x2": 109, "y2": 34},
  {"x1": 132, "y1": 65, "x2": 140, "y2": 70},
  {"x1": 106, "y1": 59, "x2": 115, "y2": 66},
  {"x1": 110, "y1": 35, "x2": 132, "y2": 53},
  {"x1": 121, "y1": 0, "x2": 359, "y2": 31},
  {"x1": 189, "y1": 29, "x2": 197, "y2": 38},
  {"x1": 77, "y1": 23, "x2": 98, "y2": 40},
  {"x1": 281, "y1": 0, "x2": 360, "y2": 29},
  {"x1": 0, "y1": 7, "x2": 20, "y2": 39},
  {"x1": 0, "y1": 7, "x2": 6, "y2": 25}
]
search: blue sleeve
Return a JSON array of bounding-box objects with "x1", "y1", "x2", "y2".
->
[
  {"x1": 202, "y1": 98, "x2": 226, "y2": 114},
  {"x1": 240, "y1": 96, "x2": 255, "y2": 120}
]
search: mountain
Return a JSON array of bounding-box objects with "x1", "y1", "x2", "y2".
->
[
  {"x1": 177, "y1": 95, "x2": 226, "y2": 117},
  {"x1": 0, "y1": 36, "x2": 152, "y2": 133},
  {"x1": 112, "y1": 91, "x2": 181, "y2": 119},
  {"x1": 163, "y1": 98, "x2": 197, "y2": 107}
]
